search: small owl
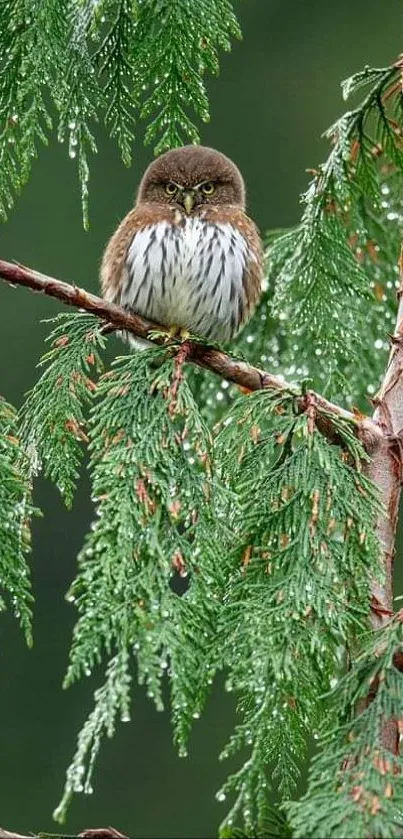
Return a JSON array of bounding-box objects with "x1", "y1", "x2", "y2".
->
[{"x1": 101, "y1": 145, "x2": 263, "y2": 344}]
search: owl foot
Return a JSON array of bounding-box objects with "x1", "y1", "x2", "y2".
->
[
  {"x1": 178, "y1": 328, "x2": 190, "y2": 341},
  {"x1": 163, "y1": 325, "x2": 191, "y2": 343}
]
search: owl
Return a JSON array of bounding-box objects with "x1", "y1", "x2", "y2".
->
[{"x1": 101, "y1": 145, "x2": 263, "y2": 344}]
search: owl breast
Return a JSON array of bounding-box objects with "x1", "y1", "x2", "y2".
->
[{"x1": 121, "y1": 217, "x2": 256, "y2": 342}]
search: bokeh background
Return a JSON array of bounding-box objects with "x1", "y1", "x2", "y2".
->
[{"x1": 1, "y1": 1, "x2": 402, "y2": 836}]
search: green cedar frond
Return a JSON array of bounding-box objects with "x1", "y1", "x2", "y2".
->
[
  {"x1": 17, "y1": 311, "x2": 383, "y2": 833},
  {"x1": 289, "y1": 615, "x2": 403, "y2": 839},
  {"x1": 96, "y1": 0, "x2": 139, "y2": 167},
  {"x1": 53, "y1": 647, "x2": 132, "y2": 822},
  {"x1": 234, "y1": 174, "x2": 398, "y2": 414},
  {"x1": 194, "y1": 155, "x2": 401, "y2": 426},
  {"x1": 0, "y1": 0, "x2": 241, "y2": 224},
  {"x1": 249, "y1": 170, "x2": 401, "y2": 408},
  {"x1": 56, "y1": 3, "x2": 102, "y2": 230},
  {"x1": 270, "y1": 213, "x2": 371, "y2": 364},
  {"x1": 340, "y1": 66, "x2": 393, "y2": 101},
  {"x1": 0, "y1": 396, "x2": 38, "y2": 645},
  {"x1": 55, "y1": 348, "x2": 231, "y2": 820},
  {"x1": 134, "y1": 0, "x2": 241, "y2": 154},
  {"x1": 213, "y1": 391, "x2": 381, "y2": 836},
  {"x1": 19, "y1": 313, "x2": 105, "y2": 507},
  {"x1": 231, "y1": 60, "x2": 403, "y2": 408},
  {"x1": 0, "y1": 0, "x2": 54, "y2": 219}
]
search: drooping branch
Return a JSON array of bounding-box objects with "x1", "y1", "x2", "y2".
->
[
  {"x1": 0, "y1": 255, "x2": 401, "y2": 824},
  {"x1": 0, "y1": 259, "x2": 383, "y2": 448},
  {"x1": 0, "y1": 258, "x2": 394, "y2": 625}
]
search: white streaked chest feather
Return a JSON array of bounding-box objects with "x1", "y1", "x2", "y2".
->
[{"x1": 119, "y1": 217, "x2": 255, "y2": 342}]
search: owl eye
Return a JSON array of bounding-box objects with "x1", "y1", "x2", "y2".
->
[
  {"x1": 165, "y1": 182, "x2": 178, "y2": 196},
  {"x1": 200, "y1": 182, "x2": 215, "y2": 195}
]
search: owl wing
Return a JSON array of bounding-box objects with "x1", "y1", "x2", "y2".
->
[
  {"x1": 100, "y1": 204, "x2": 174, "y2": 306},
  {"x1": 202, "y1": 206, "x2": 264, "y2": 329}
]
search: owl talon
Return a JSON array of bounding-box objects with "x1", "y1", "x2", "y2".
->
[
  {"x1": 161, "y1": 325, "x2": 179, "y2": 343},
  {"x1": 163, "y1": 326, "x2": 191, "y2": 344}
]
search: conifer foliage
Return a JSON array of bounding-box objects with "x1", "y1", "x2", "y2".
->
[
  {"x1": 0, "y1": 396, "x2": 37, "y2": 646},
  {"x1": 0, "y1": 0, "x2": 240, "y2": 227},
  {"x1": 2, "y1": 3, "x2": 403, "y2": 839}
]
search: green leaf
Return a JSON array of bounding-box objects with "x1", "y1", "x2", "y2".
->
[
  {"x1": 289, "y1": 616, "x2": 403, "y2": 838},
  {"x1": 55, "y1": 348, "x2": 231, "y2": 818},
  {"x1": 20, "y1": 313, "x2": 105, "y2": 507},
  {"x1": 0, "y1": 396, "x2": 38, "y2": 644},
  {"x1": 213, "y1": 390, "x2": 381, "y2": 835}
]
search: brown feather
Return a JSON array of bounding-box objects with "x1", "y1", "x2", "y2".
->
[
  {"x1": 137, "y1": 145, "x2": 245, "y2": 209},
  {"x1": 101, "y1": 205, "x2": 176, "y2": 303},
  {"x1": 202, "y1": 205, "x2": 263, "y2": 322}
]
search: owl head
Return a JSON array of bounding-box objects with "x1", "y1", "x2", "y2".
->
[{"x1": 136, "y1": 145, "x2": 246, "y2": 214}]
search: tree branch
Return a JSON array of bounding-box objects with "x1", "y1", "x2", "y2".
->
[
  {"x1": 0, "y1": 259, "x2": 382, "y2": 447},
  {"x1": 0, "y1": 254, "x2": 401, "y2": 820},
  {"x1": 360, "y1": 244, "x2": 403, "y2": 754},
  {"x1": 0, "y1": 828, "x2": 127, "y2": 839},
  {"x1": 365, "y1": 245, "x2": 403, "y2": 622}
]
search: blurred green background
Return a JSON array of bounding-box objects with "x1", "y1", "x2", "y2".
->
[{"x1": 0, "y1": 1, "x2": 402, "y2": 836}]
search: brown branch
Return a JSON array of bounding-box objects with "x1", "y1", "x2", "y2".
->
[
  {"x1": 361, "y1": 244, "x2": 403, "y2": 753},
  {"x1": 0, "y1": 259, "x2": 383, "y2": 448},
  {"x1": 366, "y1": 245, "x2": 403, "y2": 621},
  {"x1": 0, "y1": 827, "x2": 128, "y2": 839}
]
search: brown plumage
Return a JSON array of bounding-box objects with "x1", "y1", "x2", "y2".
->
[{"x1": 101, "y1": 145, "x2": 263, "y2": 343}]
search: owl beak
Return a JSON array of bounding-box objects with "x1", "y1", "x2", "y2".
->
[{"x1": 182, "y1": 190, "x2": 196, "y2": 214}]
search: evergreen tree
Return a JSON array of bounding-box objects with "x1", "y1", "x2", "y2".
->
[{"x1": 1, "y1": 3, "x2": 403, "y2": 838}]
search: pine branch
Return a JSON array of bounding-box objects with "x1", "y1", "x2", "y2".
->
[{"x1": 0, "y1": 258, "x2": 384, "y2": 448}]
